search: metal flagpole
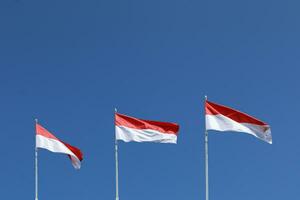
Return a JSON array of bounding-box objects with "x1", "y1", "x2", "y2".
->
[
  {"x1": 204, "y1": 96, "x2": 209, "y2": 200},
  {"x1": 115, "y1": 108, "x2": 119, "y2": 200},
  {"x1": 35, "y1": 119, "x2": 38, "y2": 200}
]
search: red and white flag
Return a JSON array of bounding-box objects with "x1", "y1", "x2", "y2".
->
[
  {"x1": 36, "y1": 124, "x2": 83, "y2": 169},
  {"x1": 115, "y1": 113, "x2": 179, "y2": 144},
  {"x1": 205, "y1": 100, "x2": 272, "y2": 144}
]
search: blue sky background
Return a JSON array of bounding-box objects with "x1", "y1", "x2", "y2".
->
[{"x1": 0, "y1": 0, "x2": 299, "y2": 199}]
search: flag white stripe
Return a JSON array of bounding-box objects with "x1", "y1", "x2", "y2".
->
[
  {"x1": 116, "y1": 126, "x2": 177, "y2": 144},
  {"x1": 206, "y1": 114, "x2": 272, "y2": 144},
  {"x1": 36, "y1": 135, "x2": 81, "y2": 169}
]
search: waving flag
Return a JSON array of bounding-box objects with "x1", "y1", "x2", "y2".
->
[
  {"x1": 115, "y1": 113, "x2": 179, "y2": 144},
  {"x1": 205, "y1": 100, "x2": 272, "y2": 144},
  {"x1": 36, "y1": 124, "x2": 83, "y2": 169}
]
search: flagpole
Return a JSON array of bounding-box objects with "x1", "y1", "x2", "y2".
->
[
  {"x1": 35, "y1": 119, "x2": 38, "y2": 200},
  {"x1": 115, "y1": 108, "x2": 119, "y2": 200},
  {"x1": 204, "y1": 96, "x2": 209, "y2": 200}
]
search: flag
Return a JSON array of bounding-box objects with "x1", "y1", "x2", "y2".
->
[
  {"x1": 115, "y1": 113, "x2": 179, "y2": 144},
  {"x1": 36, "y1": 123, "x2": 83, "y2": 169},
  {"x1": 205, "y1": 100, "x2": 272, "y2": 144}
]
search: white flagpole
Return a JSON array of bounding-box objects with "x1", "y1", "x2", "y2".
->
[
  {"x1": 115, "y1": 108, "x2": 119, "y2": 200},
  {"x1": 204, "y1": 96, "x2": 209, "y2": 200},
  {"x1": 35, "y1": 119, "x2": 38, "y2": 200}
]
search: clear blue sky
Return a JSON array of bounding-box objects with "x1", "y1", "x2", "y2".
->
[{"x1": 0, "y1": 0, "x2": 299, "y2": 199}]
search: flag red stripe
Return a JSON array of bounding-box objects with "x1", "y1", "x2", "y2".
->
[
  {"x1": 115, "y1": 113, "x2": 179, "y2": 135},
  {"x1": 205, "y1": 101, "x2": 267, "y2": 126},
  {"x1": 36, "y1": 124, "x2": 59, "y2": 140},
  {"x1": 62, "y1": 141, "x2": 83, "y2": 161}
]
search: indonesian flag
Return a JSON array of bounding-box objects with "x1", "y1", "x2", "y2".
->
[
  {"x1": 115, "y1": 113, "x2": 179, "y2": 144},
  {"x1": 205, "y1": 100, "x2": 272, "y2": 144},
  {"x1": 36, "y1": 123, "x2": 83, "y2": 169}
]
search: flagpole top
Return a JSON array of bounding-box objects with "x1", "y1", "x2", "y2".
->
[
  {"x1": 115, "y1": 108, "x2": 118, "y2": 113},
  {"x1": 205, "y1": 95, "x2": 208, "y2": 101},
  {"x1": 35, "y1": 118, "x2": 38, "y2": 124}
]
